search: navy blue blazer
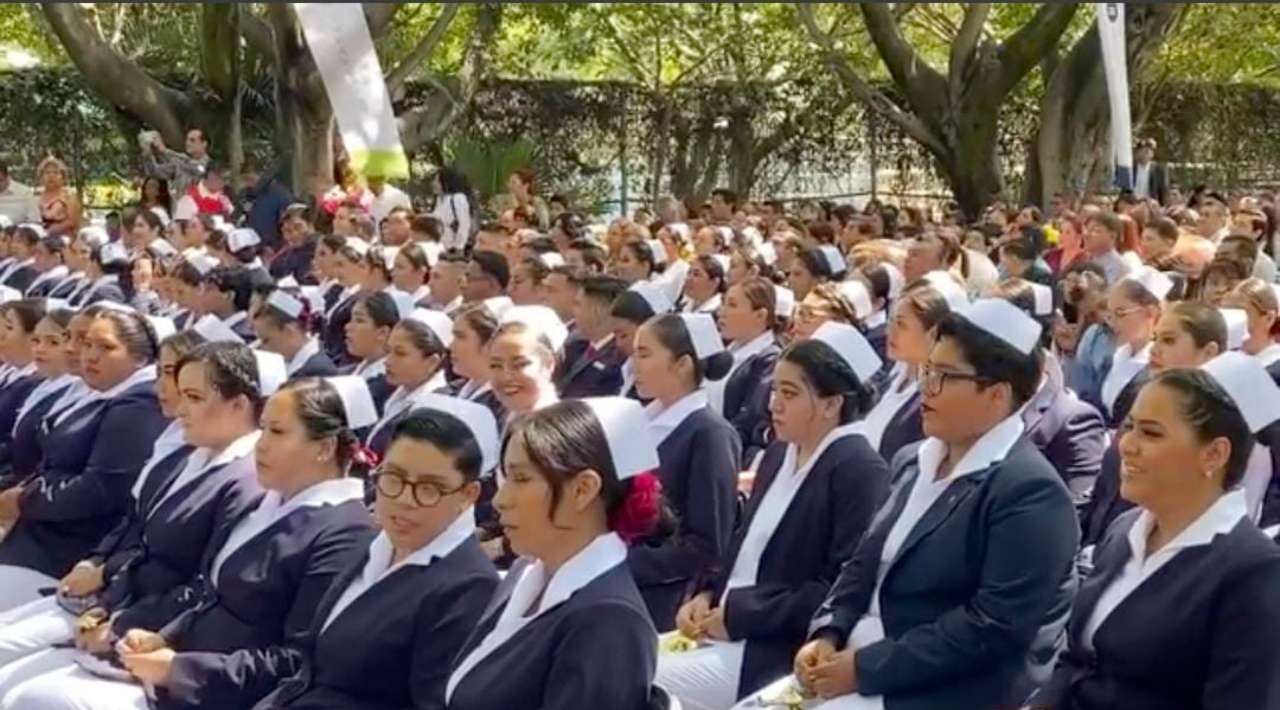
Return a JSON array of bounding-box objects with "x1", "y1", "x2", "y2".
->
[
  {"x1": 76, "y1": 280, "x2": 128, "y2": 307},
  {"x1": 2, "y1": 264, "x2": 36, "y2": 294},
  {"x1": 702, "y1": 434, "x2": 889, "y2": 699},
  {"x1": 1105, "y1": 367, "x2": 1149, "y2": 430},
  {"x1": 99, "y1": 447, "x2": 263, "y2": 616},
  {"x1": 0, "y1": 381, "x2": 70, "y2": 481},
  {"x1": 91, "y1": 443, "x2": 196, "y2": 601},
  {"x1": 291, "y1": 350, "x2": 340, "y2": 380},
  {"x1": 254, "y1": 536, "x2": 498, "y2": 710},
  {"x1": 556, "y1": 339, "x2": 625, "y2": 400},
  {"x1": 875, "y1": 391, "x2": 924, "y2": 465},
  {"x1": 1041, "y1": 511, "x2": 1280, "y2": 709},
  {"x1": 26, "y1": 274, "x2": 68, "y2": 298},
  {"x1": 0, "y1": 373, "x2": 42, "y2": 453},
  {"x1": 809, "y1": 438, "x2": 1080, "y2": 710},
  {"x1": 630, "y1": 408, "x2": 741, "y2": 632},
  {"x1": 0, "y1": 381, "x2": 167, "y2": 577},
  {"x1": 1080, "y1": 443, "x2": 1130, "y2": 548},
  {"x1": 722, "y1": 345, "x2": 779, "y2": 463},
  {"x1": 321, "y1": 294, "x2": 359, "y2": 368},
  {"x1": 153, "y1": 499, "x2": 377, "y2": 710},
  {"x1": 47, "y1": 275, "x2": 85, "y2": 299},
  {"x1": 447, "y1": 560, "x2": 657, "y2": 710},
  {"x1": 269, "y1": 240, "x2": 318, "y2": 285},
  {"x1": 865, "y1": 321, "x2": 888, "y2": 363},
  {"x1": 1022, "y1": 359, "x2": 1107, "y2": 503}
]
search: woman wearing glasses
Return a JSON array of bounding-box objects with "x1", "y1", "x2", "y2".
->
[
  {"x1": 754, "y1": 300, "x2": 1077, "y2": 710},
  {"x1": 1099, "y1": 267, "x2": 1170, "y2": 428},
  {"x1": 254, "y1": 402, "x2": 499, "y2": 709}
]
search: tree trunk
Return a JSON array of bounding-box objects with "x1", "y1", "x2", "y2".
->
[
  {"x1": 1027, "y1": 3, "x2": 1187, "y2": 207},
  {"x1": 268, "y1": 4, "x2": 333, "y2": 195}
]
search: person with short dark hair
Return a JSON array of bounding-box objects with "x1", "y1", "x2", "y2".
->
[
  {"x1": 710, "y1": 188, "x2": 738, "y2": 223},
  {"x1": 1132, "y1": 137, "x2": 1168, "y2": 205},
  {"x1": 776, "y1": 299, "x2": 1076, "y2": 710},
  {"x1": 1042, "y1": 354, "x2": 1280, "y2": 710},
  {"x1": 557, "y1": 276, "x2": 628, "y2": 399},
  {"x1": 141, "y1": 127, "x2": 211, "y2": 200},
  {"x1": 432, "y1": 167, "x2": 474, "y2": 252},
  {"x1": 1084, "y1": 212, "x2": 1132, "y2": 286},
  {"x1": 268, "y1": 203, "x2": 318, "y2": 285},
  {"x1": 237, "y1": 156, "x2": 294, "y2": 251},
  {"x1": 464, "y1": 250, "x2": 509, "y2": 303}
]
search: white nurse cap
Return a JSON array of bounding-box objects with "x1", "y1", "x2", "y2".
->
[
  {"x1": 1200, "y1": 352, "x2": 1280, "y2": 433},
  {"x1": 253, "y1": 350, "x2": 288, "y2": 397},
  {"x1": 957, "y1": 298, "x2": 1043, "y2": 356},
  {"x1": 678, "y1": 313, "x2": 725, "y2": 359},
  {"x1": 410, "y1": 393, "x2": 501, "y2": 472},
  {"x1": 811, "y1": 321, "x2": 882, "y2": 382},
  {"x1": 580, "y1": 397, "x2": 661, "y2": 480},
  {"x1": 325, "y1": 375, "x2": 379, "y2": 429}
]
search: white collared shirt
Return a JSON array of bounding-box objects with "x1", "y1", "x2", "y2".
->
[
  {"x1": 353, "y1": 357, "x2": 387, "y2": 381},
  {"x1": 457, "y1": 379, "x2": 491, "y2": 402},
  {"x1": 25, "y1": 265, "x2": 68, "y2": 295},
  {"x1": 1254, "y1": 342, "x2": 1280, "y2": 368},
  {"x1": 129, "y1": 419, "x2": 188, "y2": 500},
  {"x1": 80, "y1": 273, "x2": 120, "y2": 304},
  {"x1": 367, "y1": 370, "x2": 449, "y2": 446},
  {"x1": 323, "y1": 509, "x2": 477, "y2": 632},
  {"x1": 839, "y1": 413, "x2": 1025, "y2": 710},
  {"x1": 445, "y1": 533, "x2": 628, "y2": 703},
  {"x1": 724, "y1": 425, "x2": 863, "y2": 599},
  {"x1": 710, "y1": 331, "x2": 776, "y2": 414},
  {"x1": 0, "y1": 257, "x2": 33, "y2": 283},
  {"x1": 147, "y1": 430, "x2": 260, "y2": 517},
  {"x1": 1133, "y1": 162, "x2": 1152, "y2": 199},
  {"x1": 222, "y1": 311, "x2": 248, "y2": 332},
  {"x1": 645, "y1": 389, "x2": 708, "y2": 446},
  {"x1": 864, "y1": 310, "x2": 887, "y2": 330},
  {"x1": 859, "y1": 364, "x2": 918, "y2": 453},
  {"x1": 210, "y1": 477, "x2": 365, "y2": 584},
  {"x1": 286, "y1": 338, "x2": 322, "y2": 376},
  {"x1": 1082, "y1": 490, "x2": 1247, "y2": 651},
  {"x1": 619, "y1": 358, "x2": 636, "y2": 397},
  {"x1": 683, "y1": 293, "x2": 722, "y2": 315},
  {"x1": 325, "y1": 285, "x2": 359, "y2": 320},
  {"x1": 52, "y1": 365, "x2": 158, "y2": 428},
  {"x1": 1101, "y1": 342, "x2": 1151, "y2": 417},
  {"x1": 13, "y1": 372, "x2": 78, "y2": 437}
]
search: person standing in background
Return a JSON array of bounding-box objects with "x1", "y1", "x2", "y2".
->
[
  {"x1": 140, "y1": 127, "x2": 212, "y2": 199},
  {"x1": 0, "y1": 162, "x2": 38, "y2": 226}
]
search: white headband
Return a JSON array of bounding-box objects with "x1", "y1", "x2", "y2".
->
[
  {"x1": 325, "y1": 375, "x2": 379, "y2": 429},
  {"x1": 1200, "y1": 352, "x2": 1280, "y2": 433},
  {"x1": 811, "y1": 321, "x2": 882, "y2": 382},
  {"x1": 629, "y1": 282, "x2": 673, "y2": 315},
  {"x1": 227, "y1": 228, "x2": 262, "y2": 253},
  {"x1": 1029, "y1": 282, "x2": 1054, "y2": 317},
  {"x1": 405, "y1": 308, "x2": 454, "y2": 347},
  {"x1": 192, "y1": 314, "x2": 244, "y2": 344},
  {"x1": 921, "y1": 270, "x2": 969, "y2": 311},
  {"x1": 1219, "y1": 308, "x2": 1248, "y2": 351},
  {"x1": 645, "y1": 240, "x2": 668, "y2": 267},
  {"x1": 501, "y1": 305, "x2": 569, "y2": 352},
  {"x1": 99, "y1": 242, "x2": 129, "y2": 266},
  {"x1": 678, "y1": 312, "x2": 725, "y2": 359},
  {"x1": 267, "y1": 289, "x2": 305, "y2": 319},
  {"x1": 253, "y1": 350, "x2": 288, "y2": 397},
  {"x1": 145, "y1": 315, "x2": 176, "y2": 342},
  {"x1": 581, "y1": 397, "x2": 661, "y2": 480},
  {"x1": 957, "y1": 298, "x2": 1043, "y2": 355},
  {"x1": 410, "y1": 393, "x2": 501, "y2": 472},
  {"x1": 1122, "y1": 266, "x2": 1174, "y2": 302},
  {"x1": 838, "y1": 280, "x2": 872, "y2": 320},
  {"x1": 774, "y1": 285, "x2": 796, "y2": 318},
  {"x1": 817, "y1": 245, "x2": 846, "y2": 275}
]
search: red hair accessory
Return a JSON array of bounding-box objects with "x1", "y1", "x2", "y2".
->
[
  {"x1": 610, "y1": 471, "x2": 663, "y2": 544},
  {"x1": 350, "y1": 441, "x2": 382, "y2": 470}
]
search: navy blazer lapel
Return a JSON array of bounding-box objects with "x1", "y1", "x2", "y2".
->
[
  {"x1": 1068, "y1": 516, "x2": 1135, "y2": 641},
  {"x1": 308, "y1": 544, "x2": 372, "y2": 638},
  {"x1": 889, "y1": 466, "x2": 997, "y2": 570}
]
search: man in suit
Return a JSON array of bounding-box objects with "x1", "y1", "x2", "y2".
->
[
  {"x1": 556, "y1": 275, "x2": 628, "y2": 399},
  {"x1": 1133, "y1": 137, "x2": 1168, "y2": 205}
]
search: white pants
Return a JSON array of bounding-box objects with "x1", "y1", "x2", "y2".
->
[
  {"x1": 0, "y1": 566, "x2": 57, "y2": 613},
  {"x1": 1, "y1": 661, "x2": 148, "y2": 710},
  {"x1": 656, "y1": 641, "x2": 744, "y2": 710},
  {"x1": 0, "y1": 596, "x2": 76, "y2": 671},
  {"x1": 733, "y1": 675, "x2": 883, "y2": 710}
]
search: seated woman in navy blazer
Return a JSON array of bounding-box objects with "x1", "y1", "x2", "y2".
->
[
  {"x1": 253, "y1": 288, "x2": 338, "y2": 380},
  {"x1": 364, "y1": 308, "x2": 452, "y2": 457},
  {"x1": 0, "y1": 306, "x2": 167, "y2": 612},
  {"x1": 0, "y1": 337, "x2": 269, "y2": 687},
  {"x1": 1, "y1": 376, "x2": 378, "y2": 709},
  {"x1": 859, "y1": 272, "x2": 967, "y2": 465},
  {"x1": 447, "y1": 303, "x2": 508, "y2": 424},
  {"x1": 1082, "y1": 302, "x2": 1226, "y2": 549},
  {"x1": 70, "y1": 242, "x2": 129, "y2": 307},
  {"x1": 319, "y1": 237, "x2": 372, "y2": 368},
  {"x1": 445, "y1": 397, "x2": 662, "y2": 710},
  {"x1": 0, "y1": 300, "x2": 49, "y2": 462},
  {"x1": 714, "y1": 277, "x2": 782, "y2": 463},
  {"x1": 658, "y1": 322, "x2": 890, "y2": 709},
  {"x1": 742, "y1": 299, "x2": 1078, "y2": 710},
  {"x1": 202, "y1": 266, "x2": 267, "y2": 343},
  {"x1": 0, "y1": 305, "x2": 78, "y2": 485},
  {"x1": 343, "y1": 291, "x2": 409, "y2": 412},
  {"x1": 632, "y1": 313, "x2": 741, "y2": 631},
  {"x1": 1099, "y1": 268, "x2": 1170, "y2": 429},
  {"x1": 255, "y1": 403, "x2": 501, "y2": 709},
  {"x1": 1037, "y1": 353, "x2": 1280, "y2": 709},
  {"x1": 610, "y1": 282, "x2": 674, "y2": 402}
]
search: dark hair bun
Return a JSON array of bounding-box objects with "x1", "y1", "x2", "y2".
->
[{"x1": 702, "y1": 351, "x2": 734, "y2": 382}]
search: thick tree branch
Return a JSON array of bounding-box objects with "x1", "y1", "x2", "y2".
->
[
  {"x1": 995, "y1": 2, "x2": 1080, "y2": 96},
  {"x1": 200, "y1": 4, "x2": 240, "y2": 101},
  {"x1": 386, "y1": 4, "x2": 460, "y2": 92},
  {"x1": 949, "y1": 3, "x2": 991, "y2": 95},
  {"x1": 240, "y1": 10, "x2": 276, "y2": 61},
  {"x1": 40, "y1": 3, "x2": 189, "y2": 142},
  {"x1": 796, "y1": 4, "x2": 946, "y2": 157},
  {"x1": 860, "y1": 3, "x2": 947, "y2": 93},
  {"x1": 362, "y1": 3, "x2": 400, "y2": 39}
]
